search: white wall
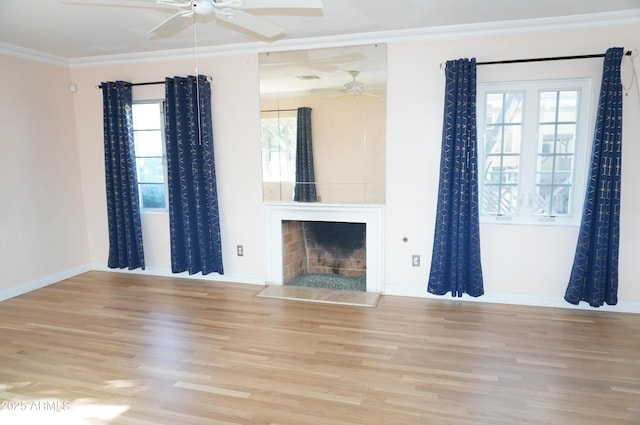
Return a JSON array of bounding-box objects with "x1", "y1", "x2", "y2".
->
[
  {"x1": 0, "y1": 55, "x2": 90, "y2": 298},
  {"x1": 384, "y1": 21, "x2": 640, "y2": 310},
  {"x1": 70, "y1": 54, "x2": 265, "y2": 284}
]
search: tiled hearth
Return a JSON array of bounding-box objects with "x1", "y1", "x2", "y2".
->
[{"x1": 263, "y1": 203, "x2": 384, "y2": 293}]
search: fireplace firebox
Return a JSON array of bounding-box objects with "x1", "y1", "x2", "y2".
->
[{"x1": 282, "y1": 221, "x2": 366, "y2": 286}]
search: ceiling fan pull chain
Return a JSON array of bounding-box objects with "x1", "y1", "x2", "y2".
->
[
  {"x1": 193, "y1": 10, "x2": 199, "y2": 75},
  {"x1": 193, "y1": 11, "x2": 203, "y2": 146}
]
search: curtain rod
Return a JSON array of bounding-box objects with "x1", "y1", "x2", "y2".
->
[
  {"x1": 478, "y1": 50, "x2": 634, "y2": 66},
  {"x1": 440, "y1": 49, "x2": 636, "y2": 68},
  {"x1": 96, "y1": 81, "x2": 163, "y2": 89},
  {"x1": 96, "y1": 75, "x2": 213, "y2": 90}
]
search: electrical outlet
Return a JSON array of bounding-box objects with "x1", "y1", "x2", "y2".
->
[
  {"x1": 237, "y1": 245, "x2": 244, "y2": 256},
  {"x1": 412, "y1": 255, "x2": 420, "y2": 267}
]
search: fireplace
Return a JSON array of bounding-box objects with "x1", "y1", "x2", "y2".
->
[
  {"x1": 282, "y1": 221, "x2": 366, "y2": 288},
  {"x1": 264, "y1": 203, "x2": 384, "y2": 293}
]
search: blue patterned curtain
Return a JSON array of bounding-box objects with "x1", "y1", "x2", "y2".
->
[
  {"x1": 294, "y1": 107, "x2": 318, "y2": 202},
  {"x1": 102, "y1": 81, "x2": 145, "y2": 270},
  {"x1": 164, "y1": 75, "x2": 224, "y2": 275},
  {"x1": 564, "y1": 47, "x2": 624, "y2": 307},
  {"x1": 427, "y1": 58, "x2": 484, "y2": 297}
]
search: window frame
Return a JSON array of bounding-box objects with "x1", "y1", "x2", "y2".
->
[
  {"x1": 132, "y1": 100, "x2": 169, "y2": 213},
  {"x1": 476, "y1": 78, "x2": 593, "y2": 226}
]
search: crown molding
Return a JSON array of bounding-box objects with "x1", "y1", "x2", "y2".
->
[
  {"x1": 0, "y1": 41, "x2": 70, "y2": 67},
  {"x1": 379, "y1": 7, "x2": 640, "y2": 43},
  {"x1": 1, "y1": 9, "x2": 638, "y2": 68}
]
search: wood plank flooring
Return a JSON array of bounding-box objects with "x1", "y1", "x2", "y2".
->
[{"x1": 0, "y1": 271, "x2": 639, "y2": 425}]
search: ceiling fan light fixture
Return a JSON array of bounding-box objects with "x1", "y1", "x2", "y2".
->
[
  {"x1": 344, "y1": 70, "x2": 365, "y2": 94},
  {"x1": 344, "y1": 81, "x2": 364, "y2": 94},
  {"x1": 193, "y1": 0, "x2": 215, "y2": 15}
]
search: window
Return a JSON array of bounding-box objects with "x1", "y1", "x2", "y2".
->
[
  {"x1": 477, "y1": 79, "x2": 592, "y2": 225},
  {"x1": 132, "y1": 101, "x2": 167, "y2": 211},
  {"x1": 260, "y1": 111, "x2": 297, "y2": 182}
]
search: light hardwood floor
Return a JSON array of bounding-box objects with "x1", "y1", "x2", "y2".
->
[{"x1": 1, "y1": 271, "x2": 639, "y2": 425}]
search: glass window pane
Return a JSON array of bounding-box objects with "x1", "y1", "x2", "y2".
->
[
  {"x1": 498, "y1": 185, "x2": 518, "y2": 215},
  {"x1": 503, "y1": 125, "x2": 521, "y2": 154},
  {"x1": 486, "y1": 93, "x2": 523, "y2": 124},
  {"x1": 482, "y1": 185, "x2": 518, "y2": 215},
  {"x1": 538, "y1": 124, "x2": 557, "y2": 153},
  {"x1": 552, "y1": 156, "x2": 573, "y2": 185},
  {"x1": 483, "y1": 184, "x2": 519, "y2": 214},
  {"x1": 534, "y1": 185, "x2": 570, "y2": 216},
  {"x1": 481, "y1": 185, "x2": 500, "y2": 215},
  {"x1": 133, "y1": 101, "x2": 167, "y2": 211},
  {"x1": 503, "y1": 93, "x2": 523, "y2": 123},
  {"x1": 536, "y1": 154, "x2": 554, "y2": 176},
  {"x1": 501, "y1": 156, "x2": 520, "y2": 183},
  {"x1": 533, "y1": 186, "x2": 551, "y2": 215},
  {"x1": 484, "y1": 126, "x2": 502, "y2": 153},
  {"x1": 551, "y1": 186, "x2": 570, "y2": 215},
  {"x1": 140, "y1": 184, "x2": 165, "y2": 209},
  {"x1": 539, "y1": 91, "x2": 558, "y2": 122},
  {"x1": 132, "y1": 103, "x2": 161, "y2": 130},
  {"x1": 481, "y1": 90, "x2": 525, "y2": 217},
  {"x1": 136, "y1": 158, "x2": 164, "y2": 183},
  {"x1": 553, "y1": 172, "x2": 572, "y2": 185},
  {"x1": 554, "y1": 155, "x2": 574, "y2": 173},
  {"x1": 555, "y1": 124, "x2": 576, "y2": 153},
  {"x1": 483, "y1": 155, "x2": 503, "y2": 183},
  {"x1": 536, "y1": 171, "x2": 550, "y2": 185},
  {"x1": 540, "y1": 91, "x2": 578, "y2": 123},
  {"x1": 134, "y1": 130, "x2": 163, "y2": 156},
  {"x1": 558, "y1": 91, "x2": 578, "y2": 121},
  {"x1": 481, "y1": 184, "x2": 518, "y2": 215},
  {"x1": 485, "y1": 93, "x2": 504, "y2": 124},
  {"x1": 535, "y1": 159, "x2": 574, "y2": 183}
]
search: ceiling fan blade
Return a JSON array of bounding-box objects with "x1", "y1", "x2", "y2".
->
[
  {"x1": 311, "y1": 88, "x2": 341, "y2": 94},
  {"x1": 149, "y1": 10, "x2": 194, "y2": 35},
  {"x1": 120, "y1": 0, "x2": 186, "y2": 4},
  {"x1": 237, "y1": 0, "x2": 323, "y2": 9},
  {"x1": 62, "y1": 0, "x2": 181, "y2": 8},
  {"x1": 215, "y1": 9, "x2": 285, "y2": 38},
  {"x1": 156, "y1": 0, "x2": 191, "y2": 5},
  {"x1": 118, "y1": 0, "x2": 192, "y2": 6}
]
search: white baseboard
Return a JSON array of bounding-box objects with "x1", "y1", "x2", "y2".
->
[
  {"x1": 0, "y1": 264, "x2": 92, "y2": 302},
  {"x1": 90, "y1": 263, "x2": 265, "y2": 286},
  {"x1": 3, "y1": 266, "x2": 637, "y2": 315},
  {"x1": 383, "y1": 283, "x2": 640, "y2": 314}
]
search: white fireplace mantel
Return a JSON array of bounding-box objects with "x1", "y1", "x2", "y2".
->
[{"x1": 263, "y1": 202, "x2": 385, "y2": 293}]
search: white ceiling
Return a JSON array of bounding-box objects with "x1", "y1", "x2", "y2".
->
[
  {"x1": 2, "y1": 1, "x2": 638, "y2": 96},
  {"x1": 1, "y1": 0, "x2": 639, "y2": 61}
]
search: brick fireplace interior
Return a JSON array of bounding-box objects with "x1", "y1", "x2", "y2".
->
[{"x1": 282, "y1": 220, "x2": 366, "y2": 287}]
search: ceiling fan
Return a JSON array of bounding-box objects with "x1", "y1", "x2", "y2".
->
[
  {"x1": 312, "y1": 70, "x2": 382, "y2": 98},
  {"x1": 147, "y1": 0, "x2": 323, "y2": 38},
  {"x1": 342, "y1": 70, "x2": 366, "y2": 94}
]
